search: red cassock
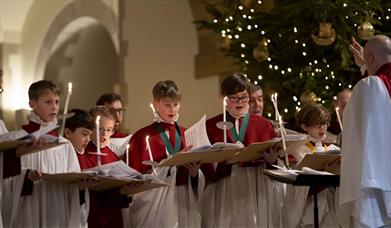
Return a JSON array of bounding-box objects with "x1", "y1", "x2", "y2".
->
[
  {"x1": 206, "y1": 113, "x2": 276, "y2": 179},
  {"x1": 80, "y1": 141, "x2": 129, "y2": 228},
  {"x1": 128, "y1": 122, "x2": 216, "y2": 185}
]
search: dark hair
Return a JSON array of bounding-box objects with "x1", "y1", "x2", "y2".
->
[
  {"x1": 152, "y1": 80, "x2": 181, "y2": 101},
  {"x1": 96, "y1": 93, "x2": 122, "y2": 106},
  {"x1": 28, "y1": 80, "x2": 60, "y2": 100},
  {"x1": 249, "y1": 83, "x2": 262, "y2": 94},
  {"x1": 89, "y1": 106, "x2": 116, "y2": 121},
  {"x1": 221, "y1": 73, "x2": 250, "y2": 96},
  {"x1": 296, "y1": 103, "x2": 331, "y2": 127},
  {"x1": 65, "y1": 109, "x2": 94, "y2": 131}
]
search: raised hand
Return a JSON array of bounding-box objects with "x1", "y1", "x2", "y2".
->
[{"x1": 349, "y1": 36, "x2": 365, "y2": 68}]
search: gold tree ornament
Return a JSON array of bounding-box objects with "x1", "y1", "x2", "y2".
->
[
  {"x1": 253, "y1": 39, "x2": 269, "y2": 62},
  {"x1": 311, "y1": 22, "x2": 336, "y2": 46},
  {"x1": 358, "y1": 21, "x2": 375, "y2": 40},
  {"x1": 218, "y1": 37, "x2": 231, "y2": 51},
  {"x1": 300, "y1": 91, "x2": 318, "y2": 105}
]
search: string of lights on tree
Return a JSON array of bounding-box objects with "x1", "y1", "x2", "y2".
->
[{"x1": 196, "y1": 0, "x2": 391, "y2": 120}]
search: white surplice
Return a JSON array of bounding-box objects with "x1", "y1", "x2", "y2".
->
[
  {"x1": 128, "y1": 166, "x2": 205, "y2": 228},
  {"x1": 0, "y1": 119, "x2": 8, "y2": 228},
  {"x1": 212, "y1": 162, "x2": 284, "y2": 228},
  {"x1": 340, "y1": 76, "x2": 391, "y2": 227},
  {"x1": 283, "y1": 139, "x2": 346, "y2": 228},
  {"x1": 2, "y1": 113, "x2": 83, "y2": 227}
]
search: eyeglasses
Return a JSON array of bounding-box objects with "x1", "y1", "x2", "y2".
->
[
  {"x1": 311, "y1": 123, "x2": 329, "y2": 129},
  {"x1": 98, "y1": 127, "x2": 114, "y2": 135},
  {"x1": 109, "y1": 108, "x2": 126, "y2": 114},
  {"x1": 228, "y1": 95, "x2": 250, "y2": 103}
]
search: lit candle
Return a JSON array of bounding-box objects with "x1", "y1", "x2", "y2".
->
[
  {"x1": 271, "y1": 94, "x2": 279, "y2": 122},
  {"x1": 223, "y1": 96, "x2": 227, "y2": 143},
  {"x1": 145, "y1": 135, "x2": 156, "y2": 174},
  {"x1": 96, "y1": 115, "x2": 101, "y2": 166},
  {"x1": 59, "y1": 82, "x2": 72, "y2": 137},
  {"x1": 125, "y1": 144, "x2": 130, "y2": 166},
  {"x1": 150, "y1": 103, "x2": 156, "y2": 116},
  {"x1": 274, "y1": 93, "x2": 279, "y2": 121},
  {"x1": 335, "y1": 107, "x2": 343, "y2": 132}
]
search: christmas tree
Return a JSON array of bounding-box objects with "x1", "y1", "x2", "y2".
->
[{"x1": 196, "y1": 0, "x2": 391, "y2": 121}]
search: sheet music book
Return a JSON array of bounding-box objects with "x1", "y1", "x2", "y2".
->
[
  {"x1": 227, "y1": 137, "x2": 309, "y2": 164},
  {"x1": 297, "y1": 153, "x2": 341, "y2": 175},
  {"x1": 43, "y1": 161, "x2": 169, "y2": 193},
  {"x1": 0, "y1": 125, "x2": 64, "y2": 156},
  {"x1": 158, "y1": 143, "x2": 243, "y2": 167},
  {"x1": 109, "y1": 134, "x2": 132, "y2": 156},
  {"x1": 184, "y1": 115, "x2": 211, "y2": 149}
]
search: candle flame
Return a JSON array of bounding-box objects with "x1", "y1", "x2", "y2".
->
[
  {"x1": 96, "y1": 115, "x2": 100, "y2": 124},
  {"x1": 223, "y1": 96, "x2": 227, "y2": 106},
  {"x1": 126, "y1": 144, "x2": 130, "y2": 150},
  {"x1": 68, "y1": 82, "x2": 72, "y2": 93}
]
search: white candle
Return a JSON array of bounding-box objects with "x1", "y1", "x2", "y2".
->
[
  {"x1": 150, "y1": 103, "x2": 156, "y2": 116},
  {"x1": 223, "y1": 97, "x2": 227, "y2": 143},
  {"x1": 278, "y1": 115, "x2": 288, "y2": 167},
  {"x1": 125, "y1": 144, "x2": 130, "y2": 166},
  {"x1": 146, "y1": 135, "x2": 153, "y2": 161},
  {"x1": 59, "y1": 82, "x2": 72, "y2": 137},
  {"x1": 335, "y1": 107, "x2": 343, "y2": 132},
  {"x1": 96, "y1": 115, "x2": 101, "y2": 166},
  {"x1": 145, "y1": 135, "x2": 156, "y2": 174},
  {"x1": 271, "y1": 94, "x2": 279, "y2": 122}
]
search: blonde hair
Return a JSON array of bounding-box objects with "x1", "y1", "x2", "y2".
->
[{"x1": 89, "y1": 106, "x2": 115, "y2": 121}]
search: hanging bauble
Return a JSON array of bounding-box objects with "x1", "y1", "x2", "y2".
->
[
  {"x1": 311, "y1": 22, "x2": 336, "y2": 46},
  {"x1": 253, "y1": 39, "x2": 269, "y2": 62},
  {"x1": 218, "y1": 37, "x2": 231, "y2": 51},
  {"x1": 358, "y1": 21, "x2": 375, "y2": 40},
  {"x1": 300, "y1": 91, "x2": 318, "y2": 105}
]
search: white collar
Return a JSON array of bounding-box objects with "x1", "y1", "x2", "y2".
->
[
  {"x1": 27, "y1": 112, "x2": 58, "y2": 127},
  {"x1": 152, "y1": 111, "x2": 179, "y2": 125}
]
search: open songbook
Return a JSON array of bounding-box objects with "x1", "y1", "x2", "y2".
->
[
  {"x1": 227, "y1": 134, "x2": 309, "y2": 164},
  {"x1": 43, "y1": 161, "x2": 169, "y2": 194},
  {"x1": 0, "y1": 125, "x2": 66, "y2": 156},
  {"x1": 109, "y1": 134, "x2": 132, "y2": 157},
  {"x1": 264, "y1": 150, "x2": 341, "y2": 181},
  {"x1": 156, "y1": 116, "x2": 309, "y2": 167},
  {"x1": 155, "y1": 115, "x2": 242, "y2": 166},
  {"x1": 158, "y1": 143, "x2": 243, "y2": 167},
  {"x1": 297, "y1": 150, "x2": 341, "y2": 175}
]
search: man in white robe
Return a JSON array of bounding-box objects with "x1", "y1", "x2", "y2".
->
[{"x1": 340, "y1": 35, "x2": 391, "y2": 227}]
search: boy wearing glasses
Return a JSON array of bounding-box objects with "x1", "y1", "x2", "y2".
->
[
  {"x1": 283, "y1": 103, "x2": 342, "y2": 228},
  {"x1": 82, "y1": 106, "x2": 131, "y2": 228},
  {"x1": 204, "y1": 73, "x2": 279, "y2": 227},
  {"x1": 96, "y1": 93, "x2": 130, "y2": 159}
]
